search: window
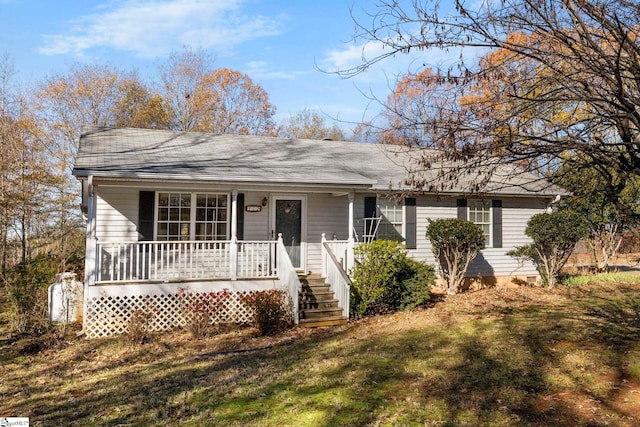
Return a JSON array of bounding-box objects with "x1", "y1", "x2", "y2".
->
[
  {"x1": 195, "y1": 194, "x2": 228, "y2": 240},
  {"x1": 157, "y1": 193, "x2": 191, "y2": 240},
  {"x1": 468, "y1": 199, "x2": 492, "y2": 246},
  {"x1": 156, "y1": 192, "x2": 229, "y2": 241},
  {"x1": 377, "y1": 198, "x2": 403, "y2": 241}
]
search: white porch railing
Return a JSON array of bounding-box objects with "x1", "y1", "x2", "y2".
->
[
  {"x1": 321, "y1": 237, "x2": 349, "y2": 273},
  {"x1": 95, "y1": 240, "x2": 278, "y2": 283},
  {"x1": 237, "y1": 241, "x2": 278, "y2": 278},
  {"x1": 321, "y1": 234, "x2": 352, "y2": 318},
  {"x1": 276, "y1": 234, "x2": 301, "y2": 324}
]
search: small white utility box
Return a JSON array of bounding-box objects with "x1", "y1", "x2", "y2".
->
[{"x1": 48, "y1": 272, "x2": 84, "y2": 323}]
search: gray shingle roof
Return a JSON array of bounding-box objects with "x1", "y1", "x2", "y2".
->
[{"x1": 72, "y1": 126, "x2": 565, "y2": 196}]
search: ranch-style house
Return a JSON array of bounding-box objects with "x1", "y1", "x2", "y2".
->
[{"x1": 73, "y1": 126, "x2": 564, "y2": 337}]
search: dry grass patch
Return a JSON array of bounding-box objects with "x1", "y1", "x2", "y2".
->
[{"x1": 1, "y1": 282, "x2": 639, "y2": 426}]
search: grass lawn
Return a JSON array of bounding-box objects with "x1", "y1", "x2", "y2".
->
[{"x1": 1, "y1": 281, "x2": 639, "y2": 426}]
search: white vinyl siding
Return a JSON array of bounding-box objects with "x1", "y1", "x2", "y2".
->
[
  {"x1": 501, "y1": 198, "x2": 547, "y2": 248},
  {"x1": 242, "y1": 192, "x2": 270, "y2": 240},
  {"x1": 406, "y1": 196, "x2": 546, "y2": 277},
  {"x1": 409, "y1": 196, "x2": 457, "y2": 266},
  {"x1": 307, "y1": 193, "x2": 350, "y2": 273},
  {"x1": 95, "y1": 186, "x2": 138, "y2": 241},
  {"x1": 240, "y1": 191, "x2": 350, "y2": 274}
]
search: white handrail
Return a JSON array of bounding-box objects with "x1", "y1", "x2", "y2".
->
[
  {"x1": 320, "y1": 235, "x2": 351, "y2": 275},
  {"x1": 321, "y1": 235, "x2": 351, "y2": 318},
  {"x1": 276, "y1": 234, "x2": 300, "y2": 324}
]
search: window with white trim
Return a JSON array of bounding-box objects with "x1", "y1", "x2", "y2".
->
[
  {"x1": 195, "y1": 194, "x2": 228, "y2": 240},
  {"x1": 156, "y1": 192, "x2": 229, "y2": 241},
  {"x1": 377, "y1": 198, "x2": 403, "y2": 241},
  {"x1": 468, "y1": 199, "x2": 492, "y2": 246},
  {"x1": 157, "y1": 193, "x2": 191, "y2": 240}
]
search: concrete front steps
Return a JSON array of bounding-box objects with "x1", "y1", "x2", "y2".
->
[{"x1": 298, "y1": 274, "x2": 348, "y2": 328}]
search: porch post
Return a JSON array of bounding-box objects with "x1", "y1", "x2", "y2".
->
[
  {"x1": 83, "y1": 176, "x2": 96, "y2": 333},
  {"x1": 230, "y1": 190, "x2": 238, "y2": 280},
  {"x1": 321, "y1": 233, "x2": 327, "y2": 278},
  {"x1": 347, "y1": 192, "x2": 355, "y2": 271},
  {"x1": 84, "y1": 176, "x2": 97, "y2": 286}
]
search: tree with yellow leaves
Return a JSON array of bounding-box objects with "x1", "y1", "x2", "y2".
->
[
  {"x1": 158, "y1": 48, "x2": 276, "y2": 135},
  {"x1": 278, "y1": 109, "x2": 346, "y2": 141}
]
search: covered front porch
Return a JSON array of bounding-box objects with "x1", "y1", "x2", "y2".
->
[
  {"x1": 83, "y1": 236, "x2": 353, "y2": 337},
  {"x1": 82, "y1": 180, "x2": 361, "y2": 337}
]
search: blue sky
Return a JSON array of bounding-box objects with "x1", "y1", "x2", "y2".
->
[{"x1": 0, "y1": 0, "x2": 464, "y2": 131}]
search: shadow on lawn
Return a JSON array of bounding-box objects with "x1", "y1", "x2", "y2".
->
[
  {"x1": 3, "y1": 286, "x2": 640, "y2": 426},
  {"x1": 582, "y1": 293, "x2": 640, "y2": 345}
]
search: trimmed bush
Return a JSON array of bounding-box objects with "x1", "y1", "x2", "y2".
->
[
  {"x1": 350, "y1": 240, "x2": 436, "y2": 317},
  {"x1": 426, "y1": 218, "x2": 485, "y2": 295},
  {"x1": 508, "y1": 209, "x2": 589, "y2": 287},
  {"x1": 400, "y1": 258, "x2": 438, "y2": 310}
]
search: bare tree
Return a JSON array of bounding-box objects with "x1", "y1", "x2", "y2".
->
[
  {"x1": 157, "y1": 47, "x2": 215, "y2": 132},
  {"x1": 0, "y1": 54, "x2": 16, "y2": 276},
  {"x1": 342, "y1": 0, "x2": 640, "y2": 212},
  {"x1": 36, "y1": 63, "x2": 157, "y2": 256}
]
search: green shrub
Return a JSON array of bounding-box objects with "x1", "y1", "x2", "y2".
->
[
  {"x1": 350, "y1": 240, "x2": 436, "y2": 317},
  {"x1": 240, "y1": 289, "x2": 292, "y2": 336},
  {"x1": 426, "y1": 218, "x2": 485, "y2": 295},
  {"x1": 508, "y1": 209, "x2": 589, "y2": 287},
  {"x1": 400, "y1": 258, "x2": 438, "y2": 310}
]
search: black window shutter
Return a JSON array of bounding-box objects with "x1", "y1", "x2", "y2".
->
[
  {"x1": 456, "y1": 199, "x2": 468, "y2": 220},
  {"x1": 404, "y1": 198, "x2": 417, "y2": 249},
  {"x1": 364, "y1": 196, "x2": 377, "y2": 218},
  {"x1": 237, "y1": 193, "x2": 245, "y2": 240},
  {"x1": 138, "y1": 191, "x2": 155, "y2": 241},
  {"x1": 492, "y1": 200, "x2": 503, "y2": 248}
]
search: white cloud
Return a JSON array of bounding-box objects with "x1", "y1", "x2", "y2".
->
[
  {"x1": 321, "y1": 41, "x2": 388, "y2": 74},
  {"x1": 38, "y1": 0, "x2": 285, "y2": 57},
  {"x1": 320, "y1": 36, "x2": 486, "y2": 86},
  {"x1": 243, "y1": 61, "x2": 303, "y2": 80}
]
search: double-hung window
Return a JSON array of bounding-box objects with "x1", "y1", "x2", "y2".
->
[
  {"x1": 467, "y1": 199, "x2": 492, "y2": 247},
  {"x1": 156, "y1": 192, "x2": 229, "y2": 241},
  {"x1": 376, "y1": 198, "x2": 404, "y2": 242},
  {"x1": 194, "y1": 194, "x2": 228, "y2": 240},
  {"x1": 157, "y1": 193, "x2": 191, "y2": 240}
]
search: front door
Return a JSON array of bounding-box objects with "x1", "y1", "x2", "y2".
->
[{"x1": 271, "y1": 196, "x2": 305, "y2": 270}]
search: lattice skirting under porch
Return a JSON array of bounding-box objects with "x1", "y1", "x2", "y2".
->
[{"x1": 84, "y1": 281, "x2": 281, "y2": 338}]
